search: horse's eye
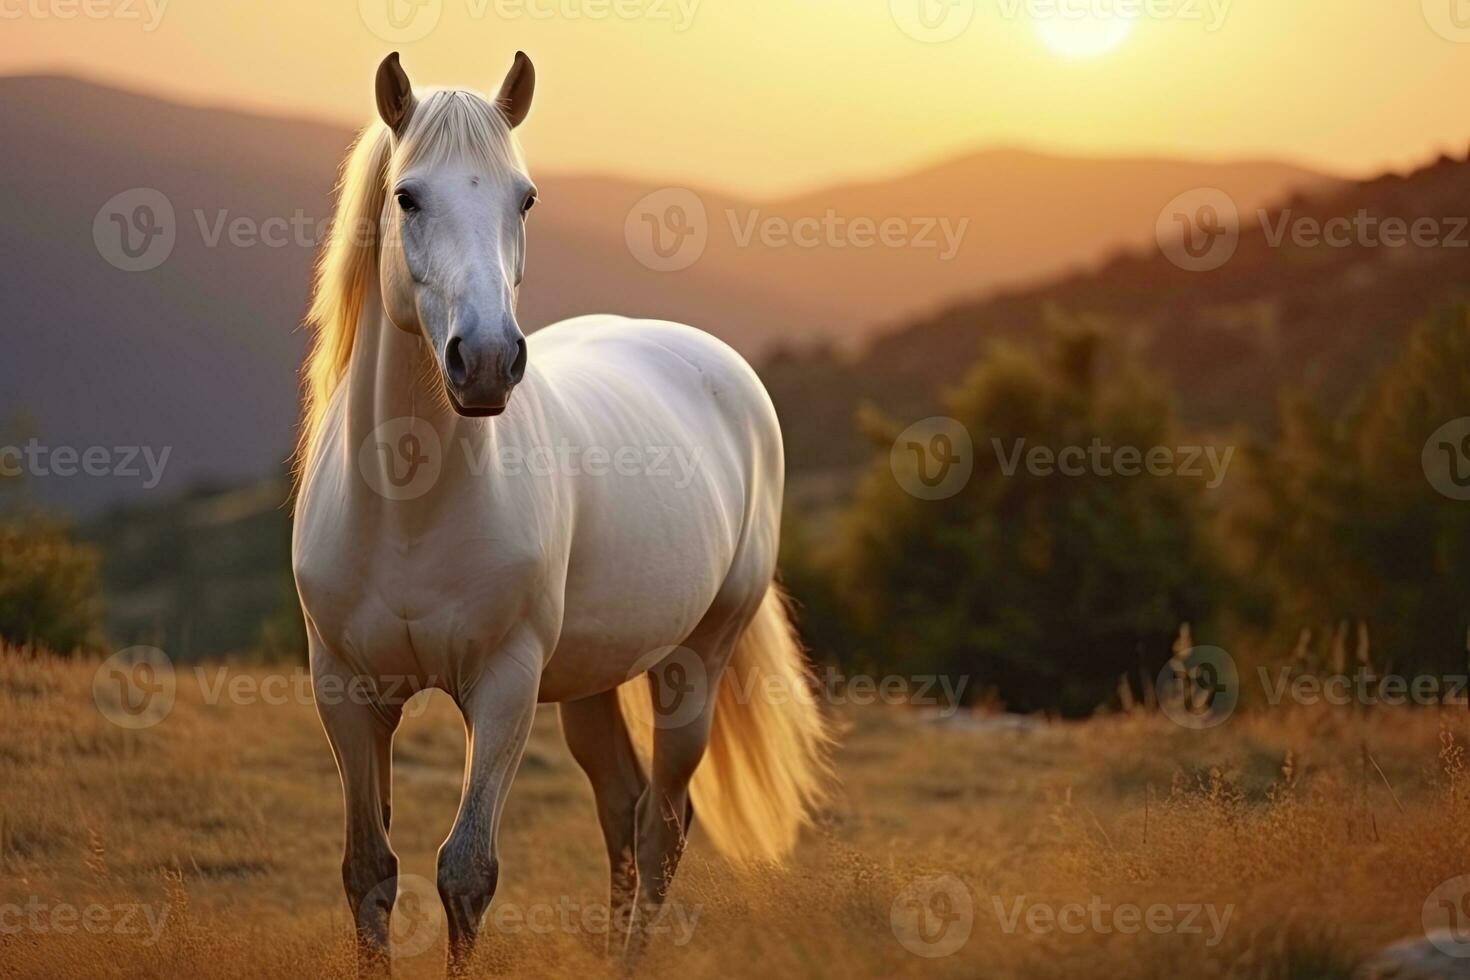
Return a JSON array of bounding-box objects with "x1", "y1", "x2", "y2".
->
[
  {"x1": 521, "y1": 193, "x2": 537, "y2": 215},
  {"x1": 395, "y1": 190, "x2": 419, "y2": 213}
]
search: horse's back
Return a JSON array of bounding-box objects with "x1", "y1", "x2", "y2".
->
[
  {"x1": 528, "y1": 316, "x2": 784, "y2": 700},
  {"x1": 531, "y1": 315, "x2": 783, "y2": 499},
  {"x1": 533, "y1": 316, "x2": 775, "y2": 419}
]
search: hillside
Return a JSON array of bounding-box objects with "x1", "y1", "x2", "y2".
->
[
  {"x1": 4, "y1": 646, "x2": 1465, "y2": 978},
  {"x1": 769, "y1": 151, "x2": 1470, "y2": 488}
]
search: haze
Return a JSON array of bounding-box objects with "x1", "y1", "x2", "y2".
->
[{"x1": 4, "y1": 1, "x2": 1470, "y2": 196}]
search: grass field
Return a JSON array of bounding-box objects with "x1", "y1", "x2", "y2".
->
[{"x1": 4, "y1": 646, "x2": 1470, "y2": 979}]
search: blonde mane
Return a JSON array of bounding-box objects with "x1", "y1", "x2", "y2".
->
[{"x1": 295, "y1": 89, "x2": 524, "y2": 481}]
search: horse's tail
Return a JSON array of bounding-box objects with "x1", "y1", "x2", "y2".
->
[{"x1": 618, "y1": 584, "x2": 834, "y2": 865}]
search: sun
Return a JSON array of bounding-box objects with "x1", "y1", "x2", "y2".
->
[{"x1": 1034, "y1": 13, "x2": 1136, "y2": 59}]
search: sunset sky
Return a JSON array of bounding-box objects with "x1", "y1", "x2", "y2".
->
[{"x1": 5, "y1": 0, "x2": 1470, "y2": 196}]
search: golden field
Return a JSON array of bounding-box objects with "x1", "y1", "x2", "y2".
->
[{"x1": 3, "y1": 646, "x2": 1470, "y2": 979}]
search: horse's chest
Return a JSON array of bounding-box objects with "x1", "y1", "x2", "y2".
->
[{"x1": 294, "y1": 486, "x2": 548, "y2": 681}]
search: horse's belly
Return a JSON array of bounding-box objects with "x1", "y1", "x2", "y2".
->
[{"x1": 538, "y1": 527, "x2": 731, "y2": 701}]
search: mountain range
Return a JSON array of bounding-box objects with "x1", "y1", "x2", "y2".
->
[
  {"x1": 766, "y1": 151, "x2": 1470, "y2": 491},
  {"x1": 0, "y1": 73, "x2": 1335, "y2": 513}
]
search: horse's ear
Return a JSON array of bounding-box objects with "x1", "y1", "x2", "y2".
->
[
  {"x1": 375, "y1": 52, "x2": 417, "y2": 137},
  {"x1": 495, "y1": 51, "x2": 535, "y2": 129}
]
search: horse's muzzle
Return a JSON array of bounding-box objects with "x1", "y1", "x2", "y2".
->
[{"x1": 444, "y1": 334, "x2": 527, "y2": 417}]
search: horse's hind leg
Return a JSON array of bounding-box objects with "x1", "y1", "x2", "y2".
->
[
  {"x1": 560, "y1": 689, "x2": 647, "y2": 953},
  {"x1": 437, "y1": 644, "x2": 542, "y2": 977},
  {"x1": 313, "y1": 644, "x2": 401, "y2": 977},
  {"x1": 627, "y1": 609, "x2": 748, "y2": 955}
]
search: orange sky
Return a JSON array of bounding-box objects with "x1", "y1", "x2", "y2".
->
[{"x1": 4, "y1": 0, "x2": 1470, "y2": 196}]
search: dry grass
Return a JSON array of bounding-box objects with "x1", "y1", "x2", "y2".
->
[{"x1": 3, "y1": 647, "x2": 1469, "y2": 979}]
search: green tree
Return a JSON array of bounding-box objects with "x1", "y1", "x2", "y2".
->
[
  {"x1": 836, "y1": 321, "x2": 1223, "y2": 715},
  {"x1": 1238, "y1": 304, "x2": 1470, "y2": 674},
  {"x1": 0, "y1": 518, "x2": 103, "y2": 653}
]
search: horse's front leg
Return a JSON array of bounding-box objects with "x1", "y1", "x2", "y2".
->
[
  {"x1": 313, "y1": 640, "x2": 402, "y2": 978},
  {"x1": 438, "y1": 639, "x2": 543, "y2": 977}
]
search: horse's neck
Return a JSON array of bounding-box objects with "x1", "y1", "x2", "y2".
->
[
  {"x1": 343, "y1": 291, "x2": 435, "y2": 436},
  {"x1": 341, "y1": 289, "x2": 502, "y2": 514}
]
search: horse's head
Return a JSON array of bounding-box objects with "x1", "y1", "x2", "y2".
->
[{"x1": 374, "y1": 52, "x2": 536, "y2": 417}]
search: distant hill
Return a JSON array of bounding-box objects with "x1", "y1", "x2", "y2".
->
[
  {"x1": 81, "y1": 478, "x2": 296, "y2": 659},
  {"x1": 0, "y1": 74, "x2": 1334, "y2": 513},
  {"x1": 767, "y1": 152, "x2": 1470, "y2": 496},
  {"x1": 751, "y1": 148, "x2": 1339, "y2": 336}
]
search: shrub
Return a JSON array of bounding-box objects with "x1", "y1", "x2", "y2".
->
[
  {"x1": 0, "y1": 518, "x2": 103, "y2": 653},
  {"x1": 834, "y1": 320, "x2": 1223, "y2": 715}
]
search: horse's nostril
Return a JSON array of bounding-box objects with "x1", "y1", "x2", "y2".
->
[
  {"x1": 445, "y1": 336, "x2": 469, "y2": 387},
  {"x1": 509, "y1": 337, "x2": 528, "y2": 383}
]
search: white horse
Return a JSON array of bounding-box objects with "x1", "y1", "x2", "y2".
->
[{"x1": 292, "y1": 52, "x2": 831, "y2": 974}]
